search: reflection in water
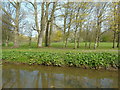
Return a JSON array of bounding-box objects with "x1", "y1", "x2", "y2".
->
[{"x1": 2, "y1": 64, "x2": 118, "y2": 88}]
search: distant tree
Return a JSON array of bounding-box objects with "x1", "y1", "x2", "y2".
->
[{"x1": 52, "y1": 30, "x2": 62, "y2": 42}]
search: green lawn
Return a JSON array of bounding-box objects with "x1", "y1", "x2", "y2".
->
[{"x1": 2, "y1": 42, "x2": 118, "y2": 53}]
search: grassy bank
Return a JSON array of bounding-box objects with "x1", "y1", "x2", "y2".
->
[{"x1": 2, "y1": 50, "x2": 119, "y2": 70}]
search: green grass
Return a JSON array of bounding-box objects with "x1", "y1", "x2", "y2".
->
[
  {"x1": 2, "y1": 42, "x2": 119, "y2": 70},
  {"x1": 3, "y1": 42, "x2": 118, "y2": 49},
  {"x1": 2, "y1": 42, "x2": 118, "y2": 53}
]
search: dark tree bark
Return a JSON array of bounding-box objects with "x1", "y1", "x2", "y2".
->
[
  {"x1": 45, "y1": 21, "x2": 50, "y2": 47},
  {"x1": 29, "y1": 37, "x2": 32, "y2": 46},
  {"x1": 117, "y1": 32, "x2": 120, "y2": 48},
  {"x1": 112, "y1": 31, "x2": 116, "y2": 48}
]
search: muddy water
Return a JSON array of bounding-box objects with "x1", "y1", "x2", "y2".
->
[{"x1": 2, "y1": 64, "x2": 118, "y2": 88}]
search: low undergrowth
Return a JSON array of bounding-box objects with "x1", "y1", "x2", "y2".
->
[{"x1": 2, "y1": 51, "x2": 119, "y2": 70}]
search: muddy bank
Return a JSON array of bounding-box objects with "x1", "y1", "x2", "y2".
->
[{"x1": 2, "y1": 60, "x2": 118, "y2": 71}]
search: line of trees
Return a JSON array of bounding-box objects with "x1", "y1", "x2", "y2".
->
[{"x1": 1, "y1": 1, "x2": 120, "y2": 49}]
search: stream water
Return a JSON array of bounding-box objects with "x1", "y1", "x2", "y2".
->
[{"x1": 2, "y1": 64, "x2": 118, "y2": 88}]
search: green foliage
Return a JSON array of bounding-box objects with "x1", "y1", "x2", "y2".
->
[
  {"x1": 2, "y1": 51, "x2": 119, "y2": 69},
  {"x1": 52, "y1": 30, "x2": 63, "y2": 42}
]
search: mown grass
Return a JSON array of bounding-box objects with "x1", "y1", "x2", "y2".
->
[
  {"x1": 2, "y1": 42, "x2": 118, "y2": 49},
  {"x1": 2, "y1": 42, "x2": 118, "y2": 53}
]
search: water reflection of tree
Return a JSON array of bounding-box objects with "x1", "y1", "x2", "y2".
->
[
  {"x1": 2, "y1": 69, "x2": 17, "y2": 88},
  {"x1": 2, "y1": 65, "x2": 118, "y2": 88},
  {"x1": 41, "y1": 73, "x2": 48, "y2": 88}
]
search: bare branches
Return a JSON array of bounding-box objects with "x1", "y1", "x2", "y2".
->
[
  {"x1": 1, "y1": 7, "x2": 16, "y2": 23},
  {"x1": 8, "y1": 0, "x2": 17, "y2": 8}
]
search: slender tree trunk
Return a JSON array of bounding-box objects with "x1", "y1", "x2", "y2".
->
[
  {"x1": 77, "y1": 38, "x2": 80, "y2": 48},
  {"x1": 45, "y1": 21, "x2": 49, "y2": 47},
  {"x1": 65, "y1": 38, "x2": 68, "y2": 48},
  {"x1": 5, "y1": 40, "x2": 8, "y2": 47},
  {"x1": 94, "y1": 29, "x2": 98, "y2": 49},
  {"x1": 34, "y1": 0, "x2": 39, "y2": 33},
  {"x1": 94, "y1": 37, "x2": 98, "y2": 49},
  {"x1": 74, "y1": 9, "x2": 79, "y2": 49},
  {"x1": 65, "y1": 27, "x2": 70, "y2": 48},
  {"x1": 44, "y1": 3, "x2": 49, "y2": 47},
  {"x1": 117, "y1": 2, "x2": 120, "y2": 48},
  {"x1": 85, "y1": 42, "x2": 87, "y2": 48},
  {"x1": 5, "y1": 35, "x2": 9, "y2": 47},
  {"x1": 14, "y1": 2, "x2": 20, "y2": 47},
  {"x1": 48, "y1": 2, "x2": 56, "y2": 46},
  {"x1": 88, "y1": 32, "x2": 91, "y2": 49},
  {"x1": 94, "y1": 19, "x2": 100, "y2": 49},
  {"x1": 89, "y1": 41, "x2": 91, "y2": 49},
  {"x1": 34, "y1": 4, "x2": 40, "y2": 47},
  {"x1": 63, "y1": 16, "x2": 67, "y2": 45},
  {"x1": 48, "y1": 22, "x2": 53, "y2": 46},
  {"x1": 63, "y1": 3, "x2": 69, "y2": 45},
  {"x1": 85, "y1": 29, "x2": 89, "y2": 48},
  {"x1": 77, "y1": 34, "x2": 80, "y2": 48},
  {"x1": 74, "y1": 30, "x2": 77, "y2": 49},
  {"x1": 64, "y1": 11, "x2": 72, "y2": 48},
  {"x1": 14, "y1": 29, "x2": 18, "y2": 47},
  {"x1": 29, "y1": 37, "x2": 32, "y2": 46},
  {"x1": 97, "y1": 36, "x2": 100, "y2": 47},
  {"x1": 112, "y1": 31, "x2": 116, "y2": 48},
  {"x1": 117, "y1": 32, "x2": 120, "y2": 48},
  {"x1": 77, "y1": 24, "x2": 82, "y2": 48}
]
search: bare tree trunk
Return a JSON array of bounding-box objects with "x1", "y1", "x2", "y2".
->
[
  {"x1": 14, "y1": 2, "x2": 20, "y2": 47},
  {"x1": 85, "y1": 37, "x2": 87, "y2": 48},
  {"x1": 63, "y1": 3, "x2": 69, "y2": 46},
  {"x1": 34, "y1": 0, "x2": 39, "y2": 33},
  {"x1": 117, "y1": 32, "x2": 120, "y2": 48},
  {"x1": 65, "y1": 38, "x2": 68, "y2": 48},
  {"x1": 5, "y1": 36, "x2": 9, "y2": 47},
  {"x1": 14, "y1": 28, "x2": 18, "y2": 47},
  {"x1": 63, "y1": 16, "x2": 67, "y2": 45},
  {"x1": 94, "y1": 20, "x2": 101, "y2": 49},
  {"x1": 88, "y1": 33, "x2": 91, "y2": 49},
  {"x1": 48, "y1": 2, "x2": 56, "y2": 46},
  {"x1": 74, "y1": 30, "x2": 78, "y2": 49},
  {"x1": 48, "y1": 22, "x2": 53, "y2": 46},
  {"x1": 85, "y1": 29, "x2": 89, "y2": 48},
  {"x1": 34, "y1": 0, "x2": 40, "y2": 47},
  {"x1": 29, "y1": 37, "x2": 32, "y2": 46},
  {"x1": 117, "y1": 2, "x2": 120, "y2": 48},
  {"x1": 94, "y1": 28, "x2": 98, "y2": 49},
  {"x1": 112, "y1": 31, "x2": 116, "y2": 48},
  {"x1": 97, "y1": 36, "x2": 100, "y2": 47},
  {"x1": 38, "y1": 31, "x2": 44, "y2": 47},
  {"x1": 85, "y1": 42, "x2": 87, "y2": 48},
  {"x1": 45, "y1": 21, "x2": 49, "y2": 47},
  {"x1": 44, "y1": 2, "x2": 49, "y2": 47},
  {"x1": 89, "y1": 41, "x2": 91, "y2": 49},
  {"x1": 64, "y1": 10, "x2": 72, "y2": 48},
  {"x1": 37, "y1": 2, "x2": 45, "y2": 48},
  {"x1": 77, "y1": 32, "x2": 80, "y2": 48},
  {"x1": 65, "y1": 27, "x2": 70, "y2": 48},
  {"x1": 77, "y1": 28, "x2": 81, "y2": 48},
  {"x1": 74, "y1": 7, "x2": 80, "y2": 49},
  {"x1": 94, "y1": 37, "x2": 98, "y2": 49}
]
